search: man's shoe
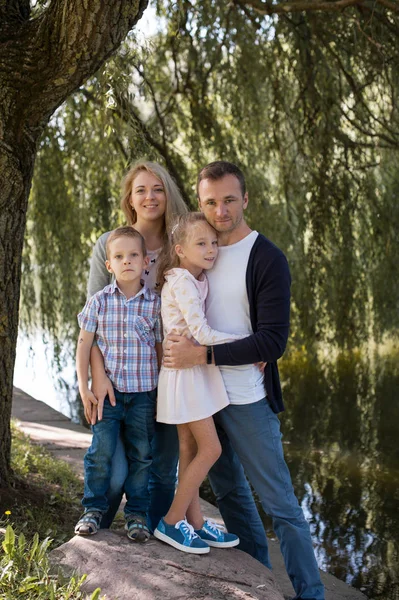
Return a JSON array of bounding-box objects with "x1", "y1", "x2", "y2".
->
[
  {"x1": 195, "y1": 519, "x2": 240, "y2": 548},
  {"x1": 154, "y1": 518, "x2": 210, "y2": 554}
]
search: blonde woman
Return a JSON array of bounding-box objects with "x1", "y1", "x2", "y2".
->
[{"x1": 86, "y1": 160, "x2": 188, "y2": 530}]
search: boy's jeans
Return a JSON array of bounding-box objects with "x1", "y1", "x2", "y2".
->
[
  {"x1": 83, "y1": 388, "x2": 156, "y2": 517},
  {"x1": 208, "y1": 397, "x2": 324, "y2": 600},
  {"x1": 100, "y1": 420, "x2": 179, "y2": 531}
]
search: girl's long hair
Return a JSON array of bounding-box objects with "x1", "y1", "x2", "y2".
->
[
  {"x1": 157, "y1": 212, "x2": 209, "y2": 290},
  {"x1": 120, "y1": 160, "x2": 189, "y2": 286}
]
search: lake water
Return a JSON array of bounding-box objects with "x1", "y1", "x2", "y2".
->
[{"x1": 14, "y1": 335, "x2": 399, "y2": 600}]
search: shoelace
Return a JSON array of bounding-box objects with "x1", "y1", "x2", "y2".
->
[
  {"x1": 175, "y1": 519, "x2": 198, "y2": 541},
  {"x1": 205, "y1": 519, "x2": 226, "y2": 534}
]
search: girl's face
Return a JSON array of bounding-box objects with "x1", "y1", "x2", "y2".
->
[
  {"x1": 130, "y1": 171, "x2": 167, "y2": 223},
  {"x1": 176, "y1": 222, "x2": 218, "y2": 278}
]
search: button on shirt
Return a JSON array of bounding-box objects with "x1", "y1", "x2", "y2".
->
[{"x1": 78, "y1": 283, "x2": 162, "y2": 393}]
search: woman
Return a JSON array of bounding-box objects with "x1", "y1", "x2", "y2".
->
[{"x1": 87, "y1": 160, "x2": 188, "y2": 530}]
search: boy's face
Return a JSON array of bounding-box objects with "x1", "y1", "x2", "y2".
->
[{"x1": 105, "y1": 237, "x2": 149, "y2": 284}]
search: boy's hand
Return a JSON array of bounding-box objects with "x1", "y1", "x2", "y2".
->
[
  {"x1": 91, "y1": 372, "x2": 116, "y2": 421},
  {"x1": 254, "y1": 361, "x2": 267, "y2": 372},
  {"x1": 81, "y1": 390, "x2": 99, "y2": 425}
]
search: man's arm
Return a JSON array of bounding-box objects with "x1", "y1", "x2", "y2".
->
[
  {"x1": 214, "y1": 252, "x2": 290, "y2": 365},
  {"x1": 164, "y1": 251, "x2": 290, "y2": 369}
]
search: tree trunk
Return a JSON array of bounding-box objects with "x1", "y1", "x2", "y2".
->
[
  {"x1": 0, "y1": 0, "x2": 148, "y2": 486},
  {"x1": 0, "y1": 136, "x2": 38, "y2": 485}
]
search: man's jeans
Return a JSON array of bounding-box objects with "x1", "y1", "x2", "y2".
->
[
  {"x1": 208, "y1": 398, "x2": 324, "y2": 600},
  {"x1": 100, "y1": 419, "x2": 179, "y2": 531},
  {"x1": 83, "y1": 389, "x2": 156, "y2": 517}
]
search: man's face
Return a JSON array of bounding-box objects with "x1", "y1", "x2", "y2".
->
[{"x1": 198, "y1": 174, "x2": 248, "y2": 234}]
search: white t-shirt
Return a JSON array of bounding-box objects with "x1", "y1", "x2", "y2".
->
[{"x1": 206, "y1": 231, "x2": 266, "y2": 405}]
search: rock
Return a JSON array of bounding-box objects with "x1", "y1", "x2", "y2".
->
[{"x1": 50, "y1": 529, "x2": 284, "y2": 600}]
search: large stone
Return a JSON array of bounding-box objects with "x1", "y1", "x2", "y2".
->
[{"x1": 50, "y1": 529, "x2": 285, "y2": 600}]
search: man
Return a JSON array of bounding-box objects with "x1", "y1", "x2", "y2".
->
[{"x1": 163, "y1": 161, "x2": 324, "y2": 600}]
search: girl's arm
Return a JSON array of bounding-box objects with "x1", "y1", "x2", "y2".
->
[
  {"x1": 76, "y1": 328, "x2": 98, "y2": 425},
  {"x1": 172, "y1": 274, "x2": 245, "y2": 346}
]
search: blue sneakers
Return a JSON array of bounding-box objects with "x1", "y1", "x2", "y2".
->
[
  {"x1": 154, "y1": 518, "x2": 210, "y2": 554},
  {"x1": 195, "y1": 519, "x2": 240, "y2": 548}
]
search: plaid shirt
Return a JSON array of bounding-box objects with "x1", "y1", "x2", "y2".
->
[{"x1": 78, "y1": 282, "x2": 162, "y2": 393}]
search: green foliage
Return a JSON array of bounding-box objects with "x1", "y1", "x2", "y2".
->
[
  {"x1": 3, "y1": 424, "x2": 83, "y2": 545},
  {"x1": 21, "y1": 0, "x2": 399, "y2": 360},
  {"x1": 0, "y1": 525, "x2": 101, "y2": 599}
]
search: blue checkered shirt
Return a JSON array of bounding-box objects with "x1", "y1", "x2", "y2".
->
[{"x1": 78, "y1": 283, "x2": 162, "y2": 393}]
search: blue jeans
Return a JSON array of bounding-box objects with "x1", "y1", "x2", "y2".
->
[
  {"x1": 83, "y1": 389, "x2": 156, "y2": 517},
  {"x1": 100, "y1": 419, "x2": 179, "y2": 531},
  {"x1": 209, "y1": 398, "x2": 324, "y2": 600}
]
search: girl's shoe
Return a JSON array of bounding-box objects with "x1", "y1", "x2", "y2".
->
[
  {"x1": 195, "y1": 519, "x2": 240, "y2": 548},
  {"x1": 74, "y1": 510, "x2": 102, "y2": 535},
  {"x1": 154, "y1": 518, "x2": 210, "y2": 554},
  {"x1": 125, "y1": 514, "x2": 151, "y2": 543}
]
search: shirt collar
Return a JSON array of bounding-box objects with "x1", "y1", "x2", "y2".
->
[{"x1": 106, "y1": 281, "x2": 153, "y2": 300}]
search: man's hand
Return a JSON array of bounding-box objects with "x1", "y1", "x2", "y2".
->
[
  {"x1": 91, "y1": 371, "x2": 116, "y2": 421},
  {"x1": 81, "y1": 389, "x2": 99, "y2": 425},
  {"x1": 163, "y1": 334, "x2": 207, "y2": 369}
]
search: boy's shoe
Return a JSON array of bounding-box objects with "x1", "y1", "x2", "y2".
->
[
  {"x1": 195, "y1": 519, "x2": 240, "y2": 548},
  {"x1": 74, "y1": 510, "x2": 102, "y2": 536},
  {"x1": 154, "y1": 518, "x2": 210, "y2": 554},
  {"x1": 125, "y1": 513, "x2": 151, "y2": 543}
]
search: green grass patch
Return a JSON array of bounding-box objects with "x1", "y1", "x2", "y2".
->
[
  {"x1": 0, "y1": 423, "x2": 102, "y2": 598},
  {"x1": 1, "y1": 422, "x2": 83, "y2": 545}
]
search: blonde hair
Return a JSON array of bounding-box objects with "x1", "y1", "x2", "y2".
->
[
  {"x1": 121, "y1": 161, "x2": 188, "y2": 231},
  {"x1": 157, "y1": 212, "x2": 212, "y2": 289},
  {"x1": 106, "y1": 226, "x2": 146, "y2": 259},
  {"x1": 120, "y1": 161, "x2": 188, "y2": 287}
]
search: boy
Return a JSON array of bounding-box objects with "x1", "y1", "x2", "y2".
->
[{"x1": 74, "y1": 226, "x2": 162, "y2": 542}]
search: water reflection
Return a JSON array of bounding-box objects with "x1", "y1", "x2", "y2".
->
[
  {"x1": 269, "y1": 347, "x2": 399, "y2": 600},
  {"x1": 16, "y1": 338, "x2": 399, "y2": 598}
]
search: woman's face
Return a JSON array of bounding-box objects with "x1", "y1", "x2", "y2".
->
[{"x1": 130, "y1": 171, "x2": 167, "y2": 223}]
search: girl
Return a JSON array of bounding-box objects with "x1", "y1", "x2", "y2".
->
[
  {"x1": 86, "y1": 160, "x2": 188, "y2": 531},
  {"x1": 154, "y1": 212, "x2": 244, "y2": 554}
]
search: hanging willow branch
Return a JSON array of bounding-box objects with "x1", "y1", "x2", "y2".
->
[{"x1": 234, "y1": 0, "x2": 399, "y2": 15}]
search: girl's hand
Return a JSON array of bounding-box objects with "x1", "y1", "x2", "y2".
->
[{"x1": 254, "y1": 361, "x2": 267, "y2": 372}]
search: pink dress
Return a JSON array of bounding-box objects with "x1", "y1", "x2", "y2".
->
[{"x1": 157, "y1": 268, "x2": 243, "y2": 424}]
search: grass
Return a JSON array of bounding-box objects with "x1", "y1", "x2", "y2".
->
[
  {"x1": 0, "y1": 422, "x2": 83, "y2": 545},
  {"x1": 0, "y1": 422, "x2": 103, "y2": 598}
]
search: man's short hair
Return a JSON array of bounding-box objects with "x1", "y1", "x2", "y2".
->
[
  {"x1": 196, "y1": 161, "x2": 246, "y2": 197},
  {"x1": 106, "y1": 226, "x2": 147, "y2": 259}
]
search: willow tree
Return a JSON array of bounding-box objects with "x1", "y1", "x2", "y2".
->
[
  {"x1": 26, "y1": 0, "x2": 399, "y2": 361},
  {"x1": 0, "y1": 0, "x2": 151, "y2": 486}
]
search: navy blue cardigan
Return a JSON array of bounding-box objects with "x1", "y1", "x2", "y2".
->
[{"x1": 212, "y1": 233, "x2": 291, "y2": 413}]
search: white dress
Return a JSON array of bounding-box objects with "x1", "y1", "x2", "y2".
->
[{"x1": 157, "y1": 268, "x2": 244, "y2": 424}]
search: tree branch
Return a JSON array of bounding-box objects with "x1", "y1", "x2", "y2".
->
[
  {"x1": 235, "y1": 0, "x2": 398, "y2": 15},
  {"x1": 1, "y1": 0, "x2": 149, "y2": 130}
]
